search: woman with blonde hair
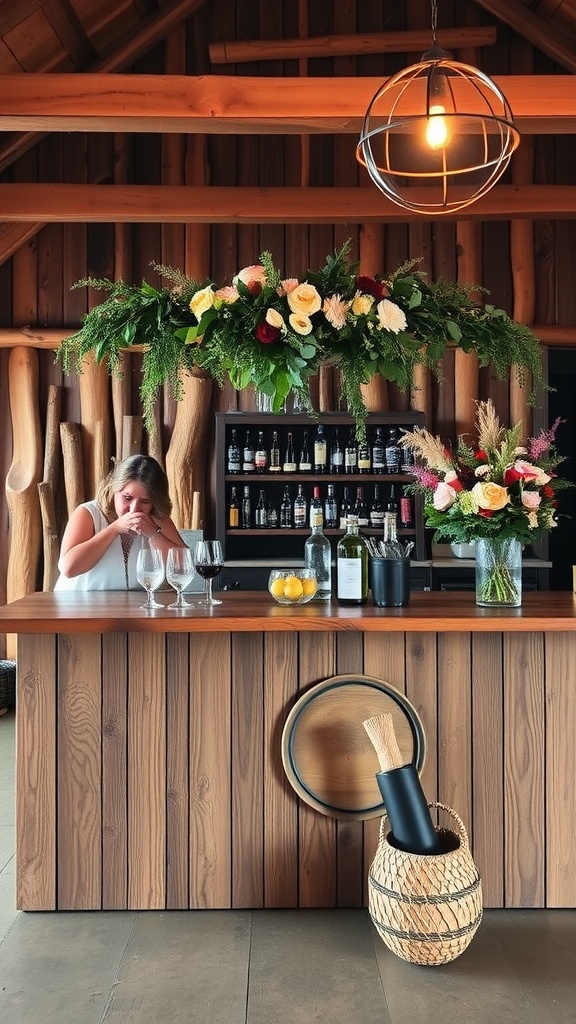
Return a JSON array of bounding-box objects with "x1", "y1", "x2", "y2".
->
[{"x1": 54, "y1": 455, "x2": 186, "y2": 591}]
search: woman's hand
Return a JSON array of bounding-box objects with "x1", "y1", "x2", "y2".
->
[{"x1": 114, "y1": 510, "x2": 159, "y2": 538}]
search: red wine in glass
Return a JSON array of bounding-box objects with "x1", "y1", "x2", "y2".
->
[
  {"x1": 195, "y1": 565, "x2": 221, "y2": 581},
  {"x1": 194, "y1": 540, "x2": 223, "y2": 605}
]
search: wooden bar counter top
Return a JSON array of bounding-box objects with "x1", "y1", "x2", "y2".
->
[{"x1": 3, "y1": 590, "x2": 575, "y2": 914}]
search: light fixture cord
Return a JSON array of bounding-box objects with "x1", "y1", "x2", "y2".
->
[{"x1": 430, "y1": 0, "x2": 438, "y2": 46}]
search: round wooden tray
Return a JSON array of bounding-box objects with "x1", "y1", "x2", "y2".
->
[{"x1": 281, "y1": 674, "x2": 426, "y2": 820}]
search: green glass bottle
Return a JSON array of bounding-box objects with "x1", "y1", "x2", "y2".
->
[{"x1": 336, "y1": 515, "x2": 368, "y2": 605}]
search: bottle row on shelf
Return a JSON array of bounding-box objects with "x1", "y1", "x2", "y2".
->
[
  {"x1": 228, "y1": 481, "x2": 414, "y2": 531},
  {"x1": 226, "y1": 423, "x2": 415, "y2": 476}
]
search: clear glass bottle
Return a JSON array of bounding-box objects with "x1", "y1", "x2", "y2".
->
[
  {"x1": 255, "y1": 431, "x2": 268, "y2": 473},
  {"x1": 299, "y1": 431, "x2": 312, "y2": 473},
  {"x1": 280, "y1": 485, "x2": 293, "y2": 528},
  {"x1": 330, "y1": 428, "x2": 343, "y2": 474},
  {"x1": 337, "y1": 515, "x2": 368, "y2": 605},
  {"x1": 243, "y1": 430, "x2": 255, "y2": 472},
  {"x1": 241, "y1": 485, "x2": 251, "y2": 529},
  {"x1": 255, "y1": 489, "x2": 268, "y2": 528},
  {"x1": 227, "y1": 429, "x2": 241, "y2": 474},
  {"x1": 283, "y1": 432, "x2": 297, "y2": 473},
  {"x1": 305, "y1": 511, "x2": 332, "y2": 602},
  {"x1": 372, "y1": 427, "x2": 386, "y2": 474},
  {"x1": 314, "y1": 424, "x2": 328, "y2": 474},
  {"x1": 294, "y1": 483, "x2": 307, "y2": 528},
  {"x1": 382, "y1": 512, "x2": 405, "y2": 558},
  {"x1": 269, "y1": 431, "x2": 281, "y2": 473},
  {"x1": 324, "y1": 483, "x2": 338, "y2": 528},
  {"x1": 228, "y1": 485, "x2": 239, "y2": 528}
]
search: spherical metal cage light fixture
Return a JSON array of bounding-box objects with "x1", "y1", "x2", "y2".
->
[{"x1": 356, "y1": 55, "x2": 521, "y2": 216}]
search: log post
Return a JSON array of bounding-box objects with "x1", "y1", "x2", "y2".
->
[
  {"x1": 165, "y1": 369, "x2": 213, "y2": 530},
  {"x1": 60, "y1": 422, "x2": 85, "y2": 517},
  {"x1": 455, "y1": 221, "x2": 482, "y2": 439},
  {"x1": 78, "y1": 352, "x2": 111, "y2": 499},
  {"x1": 359, "y1": 223, "x2": 389, "y2": 412},
  {"x1": 38, "y1": 481, "x2": 59, "y2": 592},
  {"x1": 121, "y1": 415, "x2": 143, "y2": 460}
]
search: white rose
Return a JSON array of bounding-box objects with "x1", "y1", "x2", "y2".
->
[
  {"x1": 376, "y1": 299, "x2": 408, "y2": 334},
  {"x1": 189, "y1": 286, "x2": 215, "y2": 321}
]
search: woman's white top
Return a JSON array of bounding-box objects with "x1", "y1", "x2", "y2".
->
[{"x1": 54, "y1": 500, "x2": 140, "y2": 591}]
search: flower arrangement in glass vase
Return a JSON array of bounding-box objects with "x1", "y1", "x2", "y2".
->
[
  {"x1": 58, "y1": 242, "x2": 544, "y2": 437},
  {"x1": 400, "y1": 400, "x2": 572, "y2": 607}
]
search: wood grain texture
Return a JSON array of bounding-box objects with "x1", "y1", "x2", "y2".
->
[
  {"x1": 264, "y1": 632, "x2": 299, "y2": 908},
  {"x1": 127, "y1": 632, "x2": 166, "y2": 909},
  {"x1": 544, "y1": 632, "x2": 576, "y2": 906},
  {"x1": 189, "y1": 631, "x2": 232, "y2": 908},
  {"x1": 472, "y1": 632, "x2": 505, "y2": 908},
  {"x1": 102, "y1": 632, "x2": 128, "y2": 909},
  {"x1": 16, "y1": 634, "x2": 57, "y2": 910},
  {"x1": 335, "y1": 632, "x2": 364, "y2": 908},
  {"x1": 231, "y1": 632, "x2": 264, "y2": 908},
  {"x1": 504, "y1": 632, "x2": 545, "y2": 907},
  {"x1": 166, "y1": 633, "x2": 189, "y2": 909},
  {"x1": 57, "y1": 633, "x2": 102, "y2": 909},
  {"x1": 437, "y1": 633, "x2": 472, "y2": 835}
]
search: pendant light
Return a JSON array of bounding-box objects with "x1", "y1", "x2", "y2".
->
[{"x1": 356, "y1": 0, "x2": 520, "y2": 215}]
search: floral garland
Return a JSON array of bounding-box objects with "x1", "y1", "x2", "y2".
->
[{"x1": 58, "y1": 242, "x2": 545, "y2": 435}]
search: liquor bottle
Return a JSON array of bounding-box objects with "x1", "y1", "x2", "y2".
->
[
  {"x1": 370, "y1": 484, "x2": 385, "y2": 528},
  {"x1": 401, "y1": 443, "x2": 415, "y2": 475},
  {"x1": 280, "y1": 486, "x2": 293, "y2": 528},
  {"x1": 357, "y1": 436, "x2": 371, "y2": 474},
  {"x1": 241, "y1": 485, "x2": 251, "y2": 528},
  {"x1": 385, "y1": 427, "x2": 402, "y2": 474},
  {"x1": 386, "y1": 484, "x2": 399, "y2": 523},
  {"x1": 299, "y1": 431, "x2": 312, "y2": 473},
  {"x1": 314, "y1": 424, "x2": 328, "y2": 474},
  {"x1": 304, "y1": 511, "x2": 332, "y2": 601},
  {"x1": 330, "y1": 428, "x2": 343, "y2": 474},
  {"x1": 255, "y1": 489, "x2": 268, "y2": 528},
  {"x1": 309, "y1": 485, "x2": 323, "y2": 528},
  {"x1": 344, "y1": 429, "x2": 357, "y2": 474},
  {"x1": 255, "y1": 431, "x2": 268, "y2": 473},
  {"x1": 339, "y1": 486, "x2": 352, "y2": 529},
  {"x1": 227, "y1": 429, "x2": 241, "y2": 474},
  {"x1": 267, "y1": 501, "x2": 278, "y2": 529},
  {"x1": 353, "y1": 486, "x2": 369, "y2": 527},
  {"x1": 243, "y1": 430, "x2": 255, "y2": 473},
  {"x1": 325, "y1": 484, "x2": 338, "y2": 529},
  {"x1": 269, "y1": 431, "x2": 281, "y2": 473},
  {"x1": 337, "y1": 515, "x2": 368, "y2": 605},
  {"x1": 283, "y1": 432, "x2": 297, "y2": 473},
  {"x1": 372, "y1": 427, "x2": 386, "y2": 474},
  {"x1": 294, "y1": 483, "x2": 307, "y2": 528},
  {"x1": 400, "y1": 490, "x2": 414, "y2": 529},
  {"x1": 228, "y1": 486, "x2": 239, "y2": 528},
  {"x1": 382, "y1": 511, "x2": 405, "y2": 558}
]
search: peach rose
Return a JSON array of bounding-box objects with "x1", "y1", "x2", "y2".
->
[
  {"x1": 288, "y1": 313, "x2": 313, "y2": 336},
  {"x1": 521, "y1": 490, "x2": 542, "y2": 510},
  {"x1": 351, "y1": 292, "x2": 374, "y2": 316},
  {"x1": 233, "y1": 265, "x2": 267, "y2": 294},
  {"x1": 265, "y1": 307, "x2": 286, "y2": 331},
  {"x1": 214, "y1": 285, "x2": 240, "y2": 303},
  {"x1": 287, "y1": 282, "x2": 322, "y2": 317},
  {"x1": 189, "y1": 285, "x2": 215, "y2": 321},
  {"x1": 471, "y1": 481, "x2": 509, "y2": 511}
]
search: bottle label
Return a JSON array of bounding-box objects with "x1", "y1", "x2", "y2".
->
[
  {"x1": 337, "y1": 558, "x2": 363, "y2": 599},
  {"x1": 283, "y1": 461, "x2": 297, "y2": 473},
  {"x1": 370, "y1": 511, "x2": 385, "y2": 527},
  {"x1": 229, "y1": 508, "x2": 239, "y2": 528},
  {"x1": 358, "y1": 458, "x2": 371, "y2": 471},
  {"x1": 228, "y1": 459, "x2": 241, "y2": 473},
  {"x1": 299, "y1": 461, "x2": 312, "y2": 472},
  {"x1": 255, "y1": 452, "x2": 267, "y2": 470}
]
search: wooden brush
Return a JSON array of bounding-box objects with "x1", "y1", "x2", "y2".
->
[{"x1": 363, "y1": 713, "x2": 441, "y2": 855}]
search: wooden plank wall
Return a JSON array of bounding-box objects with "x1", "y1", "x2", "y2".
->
[
  {"x1": 15, "y1": 629, "x2": 576, "y2": 911},
  {"x1": 0, "y1": 0, "x2": 573, "y2": 656}
]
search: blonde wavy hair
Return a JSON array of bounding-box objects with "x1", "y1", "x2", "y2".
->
[{"x1": 96, "y1": 455, "x2": 172, "y2": 522}]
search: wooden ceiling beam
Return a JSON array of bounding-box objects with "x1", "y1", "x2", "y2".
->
[
  {"x1": 472, "y1": 0, "x2": 576, "y2": 73},
  {"x1": 209, "y1": 27, "x2": 498, "y2": 64},
  {"x1": 2, "y1": 183, "x2": 576, "y2": 222},
  {"x1": 1, "y1": 74, "x2": 575, "y2": 135}
]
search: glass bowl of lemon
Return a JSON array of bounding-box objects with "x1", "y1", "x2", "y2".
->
[{"x1": 268, "y1": 568, "x2": 318, "y2": 605}]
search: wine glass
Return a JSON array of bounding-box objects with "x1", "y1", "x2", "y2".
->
[
  {"x1": 136, "y1": 543, "x2": 165, "y2": 610},
  {"x1": 193, "y1": 540, "x2": 223, "y2": 606},
  {"x1": 166, "y1": 547, "x2": 195, "y2": 609}
]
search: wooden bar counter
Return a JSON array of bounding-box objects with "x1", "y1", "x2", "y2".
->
[{"x1": 2, "y1": 591, "x2": 576, "y2": 913}]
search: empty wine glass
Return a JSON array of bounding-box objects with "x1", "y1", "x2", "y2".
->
[
  {"x1": 166, "y1": 547, "x2": 195, "y2": 609},
  {"x1": 193, "y1": 540, "x2": 223, "y2": 606},
  {"x1": 136, "y1": 543, "x2": 165, "y2": 610}
]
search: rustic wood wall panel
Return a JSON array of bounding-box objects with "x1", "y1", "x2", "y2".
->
[
  {"x1": 57, "y1": 632, "x2": 102, "y2": 909},
  {"x1": 102, "y1": 632, "x2": 128, "y2": 910},
  {"x1": 166, "y1": 632, "x2": 190, "y2": 909}
]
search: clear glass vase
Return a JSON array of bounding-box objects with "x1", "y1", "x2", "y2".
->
[{"x1": 475, "y1": 536, "x2": 522, "y2": 608}]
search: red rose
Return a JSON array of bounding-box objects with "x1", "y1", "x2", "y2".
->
[
  {"x1": 355, "y1": 276, "x2": 389, "y2": 301},
  {"x1": 255, "y1": 322, "x2": 281, "y2": 345},
  {"x1": 542, "y1": 484, "x2": 555, "y2": 498},
  {"x1": 475, "y1": 449, "x2": 488, "y2": 462},
  {"x1": 504, "y1": 466, "x2": 522, "y2": 485},
  {"x1": 477, "y1": 508, "x2": 494, "y2": 518}
]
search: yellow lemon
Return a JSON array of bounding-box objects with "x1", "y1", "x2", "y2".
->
[
  {"x1": 270, "y1": 576, "x2": 287, "y2": 599},
  {"x1": 301, "y1": 577, "x2": 317, "y2": 597},
  {"x1": 283, "y1": 576, "x2": 304, "y2": 602}
]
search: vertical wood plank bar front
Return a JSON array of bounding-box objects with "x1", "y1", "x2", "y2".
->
[
  {"x1": 57, "y1": 633, "x2": 102, "y2": 909},
  {"x1": 504, "y1": 632, "x2": 545, "y2": 907},
  {"x1": 471, "y1": 633, "x2": 505, "y2": 908},
  {"x1": 298, "y1": 632, "x2": 336, "y2": 908},
  {"x1": 16, "y1": 634, "x2": 57, "y2": 910},
  {"x1": 166, "y1": 633, "x2": 190, "y2": 909},
  {"x1": 189, "y1": 632, "x2": 232, "y2": 909},
  {"x1": 102, "y1": 633, "x2": 128, "y2": 909},
  {"x1": 231, "y1": 632, "x2": 264, "y2": 908},
  {"x1": 264, "y1": 632, "x2": 299, "y2": 908},
  {"x1": 335, "y1": 632, "x2": 364, "y2": 908},
  {"x1": 127, "y1": 633, "x2": 166, "y2": 909},
  {"x1": 545, "y1": 633, "x2": 576, "y2": 906},
  {"x1": 437, "y1": 633, "x2": 473, "y2": 833}
]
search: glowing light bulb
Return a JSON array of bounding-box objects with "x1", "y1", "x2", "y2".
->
[{"x1": 425, "y1": 104, "x2": 449, "y2": 149}]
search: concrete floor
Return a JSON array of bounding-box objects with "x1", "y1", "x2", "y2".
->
[{"x1": 1, "y1": 710, "x2": 575, "y2": 1024}]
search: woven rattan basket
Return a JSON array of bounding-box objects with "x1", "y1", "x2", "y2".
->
[{"x1": 368, "y1": 801, "x2": 482, "y2": 966}]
